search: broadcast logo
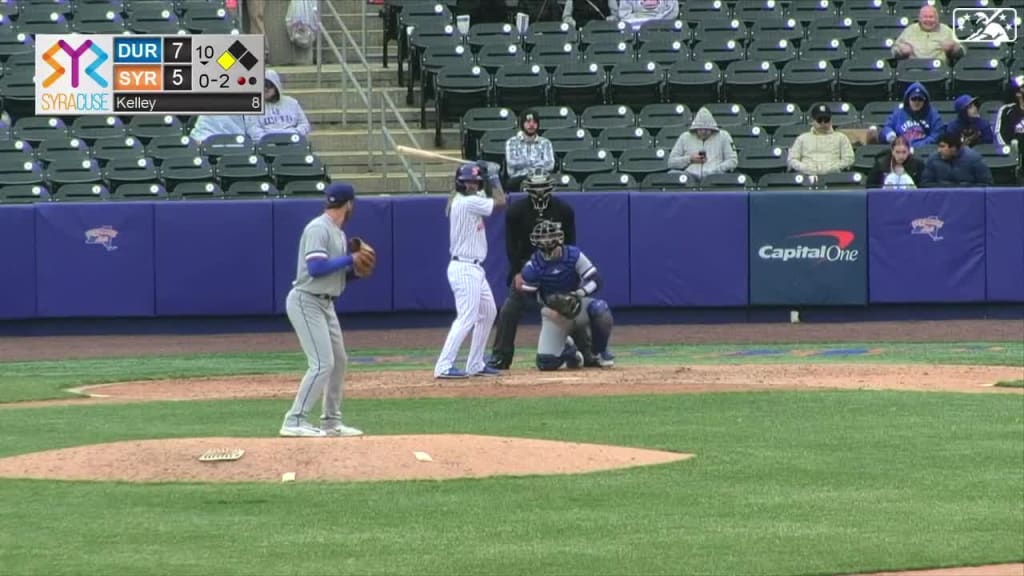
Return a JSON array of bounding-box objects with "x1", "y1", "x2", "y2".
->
[
  {"x1": 953, "y1": 8, "x2": 1018, "y2": 45},
  {"x1": 36, "y1": 35, "x2": 114, "y2": 114}
]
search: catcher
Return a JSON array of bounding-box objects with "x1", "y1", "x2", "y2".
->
[{"x1": 519, "y1": 219, "x2": 615, "y2": 370}]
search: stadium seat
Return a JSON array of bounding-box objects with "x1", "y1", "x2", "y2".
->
[
  {"x1": 579, "y1": 20, "x2": 632, "y2": 49},
  {"x1": 635, "y1": 19, "x2": 689, "y2": 48},
  {"x1": 544, "y1": 127, "x2": 595, "y2": 164},
  {"x1": 145, "y1": 135, "x2": 202, "y2": 165},
  {"x1": 799, "y1": 34, "x2": 850, "y2": 68},
  {"x1": 0, "y1": 70, "x2": 38, "y2": 121},
  {"x1": 580, "y1": 104, "x2": 636, "y2": 135},
  {"x1": 182, "y1": 5, "x2": 240, "y2": 34},
  {"x1": 408, "y1": 22, "x2": 464, "y2": 90},
  {"x1": 693, "y1": 18, "x2": 748, "y2": 46},
  {"x1": 201, "y1": 134, "x2": 257, "y2": 163},
  {"x1": 581, "y1": 41, "x2": 634, "y2": 71},
  {"x1": 780, "y1": 60, "x2": 838, "y2": 108},
  {"x1": 607, "y1": 62, "x2": 664, "y2": 110},
  {"x1": 475, "y1": 43, "x2": 527, "y2": 76},
  {"x1": 838, "y1": 57, "x2": 894, "y2": 108},
  {"x1": 128, "y1": 115, "x2": 186, "y2": 144},
  {"x1": 637, "y1": 103, "x2": 692, "y2": 133},
  {"x1": 751, "y1": 103, "x2": 804, "y2": 134},
  {"x1": 640, "y1": 171, "x2": 697, "y2": 191},
  {"x1": 751, "y1": 17, "x2": 805, "y2": 48},
  {"x1": 757, "y1": 172, "x2": 814, "y2": 190},
  {"x1": 788, "y1": 0, "x2": 838, "y2": 25},
  {"x1": 529, "y1": 37, "x2": 581, "y2": 71},
  {"x1": 816, "y1": 171, "x2": 867, "y2": 190},
  {"x1": 112, "y1": 182, "x2": 168, "y2": 201},
  {"x1": 679, "y1": 0, "x2": 729, "y2": 22},
  {"x1": 467, "y1": 22, "x2": 518, "y2": 54},
  {"x1": 892, "y1": 0, "x2": 944, "y2": 21},
  {"x1": 701, "y1": 102, "x2": 749, "y2": 129},
  {"x1": 523, "y1": 21, "x2": 577, "y2": 53},
  {"x1": 637, "y1": 39, "x2": 690, "y2": 67},
  {"x1": 460, "y1": 107, "x2": 517, "y2": 161},
  {"x1": 16, "y1": 6, "x2": 71, "y2": 33},
  {"x1": 478, "y1": 129, "x2": 516, "y2": 169},
  {"x1": 92, "y1": 136, "x2": 146, "y2": 167},
  {"x1": 895, "y1": 59, "x2": 950, "y2": 101},
  {"x1": 806, "y1": 16, "x2": 862, "y2": 48},
  {"x1": 853, "y1": 144, "x2": 889, "y2": 173},
  {"x1": 216, "y1": 154, "x2": 271, "y2": 191},
  {"x1": 730, "y1": 125, "x2": 771, "y2": 152},
  {"x1": 416, "y1": 44, "x2": 474, "y2": 113},
  {"x1": 13, "y1": 117, "x2": 69, "y2": 146},
  {"x1": 0, "y1": 183, "x2": 50, "y2": 203},
  {"x1": 723, "y1": 61, "x2": 780, "y2": 111},
  {"x1": 256, "y1": 134, "x2": 312, "y2": 162},
  {"x1": 170, "y1": 181, "x2": 226, "y2": 200},
  {"x1": 161, "y1": 155, "x2": 217, "y2": 192},
  {"x1": 738, "y1": 144, "x2": 788, "y2": 181},
  {"x1": 73, "y1": 5, "x2": 127, "y2": 33},
  {"x1": 0, "y1": 27, "x2": 34, "y2": 62},
  {"x1": 974, "y1": 144, "x2": 1019, "y2": 186},
  {"x1": 772, "y1": 123, "x2": 810, "y2": 149},
  {"x1": 0, "y1": 156, "x2": 45, "y2": 186},
  {"x1": 45, "y1": 158, "x2": 103, "y2": 190},
  {"x1": 851, "y1": 36, "x2": 899, "y2": 64},
  {"x1": 559, "y1": 148, "x2": 616, "y2": 181},
  {"x1": 396, "y1": 10, "x2": 454, "y2": 85},
  {"x1": 746, "y1": 37, "x2": 799, "y2": 66},
  {"x1": 549, "y1": 172, "x2": 580, "y2": 192},
  {"x1": 953, "y1": 57, "x2": 1010, "y2": 103},
  {"x1": 700, "y1": 172, "x2": 755, "y2": 190},
  {"x1": 71, "y1": 116, "x2": 129, "y2": 145},
  {"x1": 36, "y1": 137, "x2": 90, "y2": 166},
  {"x1": 665, "y1": 61, "x2": 723, "y2": 113},
  {"x1": 434, "y1": 64, "x2": 492, "y2": 147},
  {"x1": 860, "y1": 101, "x2": 900, "y2": 128},
  {"x1": 227, "y1": 181, "x2": 280, "y2": 198},
  {"x1": 269, "y1": 154, "x2": 326, "y2": 190},
  {"x1": 863, "y1": 15, "x2": 912, "y2": 40},
  {"x1": 692, "y1": 37, "x2": 746, "y2": 68},
  {"x1": 844, "y1": 0, "x2": 889, "y2": 25},
  {"x1": 127, "y1": 5, "x2": 184, "y2": 34},
  {"x1": 493, "y1": 63, "x2": 550, "y2": 114},
  {"x1": 581, "y1": 172, "x2": 637, "y2": 191},
  {"x1": 655, "y1": 125, "x2": 687, "y2": 149},
  {"x1": 596, "y1": 126, "x2": 653, "y2": 157},
  {"x1": 103, "y1": 156, "x2": 160, "y2": 193},
  {"x1": 735, "y1": 1, "x2": 786, "y2": 26},
  {"x1": 53, "y1": 183, "x2": 110, "y2": 202},
  {"x1": 550, "y1": 63, "x2": 607, "y2": 113},
  {"x1": 281, "y1": 179, "x2": 330, "y2": 198},
  {"x1": 617, "y1": 147, "x2": 670, "y2": 180},
  {"x1": 958, "y1": 41, "x2": 1012, "y2": 66},
  {"x1": 532, "y1": 106, "x2": 578, "y2": 131}
]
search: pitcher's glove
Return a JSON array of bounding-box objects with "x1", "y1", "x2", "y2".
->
[
  {"x1": 349, "y1": 237, "x2": 377, "y2": 277},
  {"x1": 546, "y1": 292, "x2": 582, "y2": 319}
]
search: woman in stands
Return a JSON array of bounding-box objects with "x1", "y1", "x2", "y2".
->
[{"x1": 867, "y1": 135, "x2": 925, "y2": 190}]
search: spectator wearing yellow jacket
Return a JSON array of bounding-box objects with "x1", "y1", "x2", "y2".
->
[{"x1": 787, "y1": 105, "x2": 855, "y2": 177}]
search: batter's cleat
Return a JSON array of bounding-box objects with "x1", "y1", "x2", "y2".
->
[
  {"x1": 472, "y1": 366, "x2": 502, "y2": 377},
  {"x1": 436, "y1": 367, "x2": 469, "y2": 379},
  {"x1": 324, "y1": 423, "x2": 364, "y2": 437},
  {"x1": 279, "y1": 424, "x2": 327, "y2": 437},
  {"x1": 595, "y1": 351, "x2": 615, "y2": 368}
]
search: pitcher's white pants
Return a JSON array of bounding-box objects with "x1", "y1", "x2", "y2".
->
[{"x1": 434, "y1": 260, "x2": 497, "y2": 376}]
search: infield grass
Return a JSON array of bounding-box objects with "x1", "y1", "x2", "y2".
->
[
  {"x1": 0, "y1": 391, "x2": 1021, "y2": 576},
  {"x1": 996, "y1": 380, "x2": 1024, "y2": 388}
]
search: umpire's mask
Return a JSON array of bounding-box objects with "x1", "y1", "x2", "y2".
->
[
  {"x1": 530, "y1": 219, "x2": 564, "y2": 260},
  {"x1": 523, "y1": 172, "x2": 553, "y2": 212}
]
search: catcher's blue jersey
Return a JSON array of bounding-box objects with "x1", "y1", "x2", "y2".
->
[{"x1": 521, "y1": 245, "x2": 595, "y2": 300}]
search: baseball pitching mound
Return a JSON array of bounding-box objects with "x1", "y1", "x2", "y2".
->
[{"x1": 0, "y1": 434, "x2": 692, "y2": 484}]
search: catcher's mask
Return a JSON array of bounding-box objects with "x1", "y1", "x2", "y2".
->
[
  {"x1": 530, "y1": 219, "x2": 564, "y2": 260},
  {"x1": 522, "y1": 171, "x2": 553, "y2": 212}
]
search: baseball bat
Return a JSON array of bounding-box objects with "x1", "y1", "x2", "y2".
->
[{"x1": 395, "y1": 145, "x2": 470, "y2": 165}]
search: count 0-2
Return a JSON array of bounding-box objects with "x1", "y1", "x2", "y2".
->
[{"x1": 199, "y1": 73, "x2": 230, "y2": 89}]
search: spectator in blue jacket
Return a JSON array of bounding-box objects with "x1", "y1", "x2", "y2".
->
[
  {"x1": 881, "y1": 82, "x2": 944, "y2": 147},
  {"x1": 943, "y1": 94, "x2": 995, "y2": 147},
  {"x1": 921, "y1": 132, "x2": 993, "y2": 188}
]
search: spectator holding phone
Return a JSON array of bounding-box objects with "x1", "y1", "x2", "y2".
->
[{"x1": 666, "y1": 107, "x2": 738, "y2": 182}]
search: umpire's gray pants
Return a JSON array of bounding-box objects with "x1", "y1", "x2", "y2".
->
[{"x1": 282, "y1": 289, "x2": 348, "y2": 428}]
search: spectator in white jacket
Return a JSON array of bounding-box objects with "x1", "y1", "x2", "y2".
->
[
  {"x1": 189, "y1": 115, "x2": 246, "y2": 143},
  {"x1": 667, "y1": 106, "x2": 738, "y2": 181},
  {"x1": 787, "y1": 104, "x2": 855, "y2": 176},
  {"x1": 245, "y1": 69, "x2": 311, "y2": 143},
  {"x1": 617, "y1": 0, "x2": 678, "y2": 29}
]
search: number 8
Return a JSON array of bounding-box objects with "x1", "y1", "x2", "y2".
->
[{"x1": 252, "y1": 97, "x2": 260, "y2": 109}]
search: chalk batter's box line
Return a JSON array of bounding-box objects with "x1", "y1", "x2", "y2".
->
[{"x1": 113, "y1": 92, "x2": 263, "y2": 114}]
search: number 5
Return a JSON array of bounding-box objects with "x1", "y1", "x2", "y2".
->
[{"x1": 172, "y1": 68, "x2": 184, "y2": 86}]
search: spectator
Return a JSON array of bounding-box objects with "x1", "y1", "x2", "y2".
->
[
  {"x1": 617, "y1": 0, "x2": 678, "y2": 30},
  {"x1": 787, "y1": 104, "x2": 855, "y2": 177},
  {"x1": 867, "y1": 136, "x2": 925, "y2": 189},
  {"x1": 880, "y1": 83, "x2": 944, "y2": 148},
  {"x1": 245, "y1": 0, "x2": 265, "y2": 35},
  {"x1": 892, "y1": 5, "x2": 964, "y2": 65},
  {"x1": 504, "y1": 109, "x2": 555, "y2": 191},
  {"x1": 921, "y1": 132, "x2": 993, "y2": 188},
  {"x1": 189, "y1": 115, "x2": 247, "y2": 144},
  {"x1": 944, "y1": 94, "x2": 994, "y2": 147},
  {"x1": 994, "y1": 75, "x2": 1024, "y2": 148},
  {"x1": 666, "y1": 106, "x2": 738, "y2": 181},
  {"x1": 563, "y1": 0, "x2": 617, "y2": 28},
  {"x1": 244, "y1": 69, "x2": 311, "y2": 142}
]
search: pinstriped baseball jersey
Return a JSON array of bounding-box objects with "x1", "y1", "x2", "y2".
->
[
  {"x1": 292, "y1": 214, "x2": 348, "y2": 297},
  {"x1": 449, "y1": 194, "x2": 494, "y2": 261}
]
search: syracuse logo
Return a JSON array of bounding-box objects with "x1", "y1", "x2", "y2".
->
[
  {"x1": 42, "y1": 39, "x2": 109, "y2": 89},
  {"x1": 911, "y1": 216, "x2": 944, "y2": 241},
  {"x1": 85, "y1": 226, "x2": 119, "y2": 252},
  {"x1": 758, "y1": 229, "x2": 860, "y2": 263}
]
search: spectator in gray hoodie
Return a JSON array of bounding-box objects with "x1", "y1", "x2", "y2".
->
[
  {"x1": 189, "y1": 115, "x2": 247, "y2": 143},
  {"x1": 244, "y1": 69, "x2": 311, "y2": 143},
  {"x1": 667, "y1": 107, "x2": 738, "y2": 181}
]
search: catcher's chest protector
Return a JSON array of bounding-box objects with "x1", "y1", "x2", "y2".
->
[{"x1": 529, "y1": 246, "x2": 582, "y2": 299}]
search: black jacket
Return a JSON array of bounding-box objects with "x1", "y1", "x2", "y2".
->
[
  {"x1": 866, "y1": 151, "x2": 925, "y2": 188},
  {"x1": 504, "y1": 195, "x2": 575, "y2": 285}
]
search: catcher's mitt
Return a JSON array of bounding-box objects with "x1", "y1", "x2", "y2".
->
[
  {"x1": 545, "y1": 292, "x2": 582, "y2": 319},
  {"x1": 348, "y1": 237, "x2": 377, "y2": 277}
]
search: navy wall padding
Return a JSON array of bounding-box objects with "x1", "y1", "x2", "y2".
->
[
  {"x1": 391, "y1": 195, "x2": 454, "y2": 311},
  {"x1": 629, "y1": 192, "x2": 748, "y2": 306},
  {"x1": 271, "y1": 197, "x2": 394, "y2": 314},
  {"x1": 35, "y1": 202, "x2": 155, "y2": 317},
  {"x1": 869, "y1": 189, "x2": 986, "y2": 303},
  {"x1": 986, "y1": 188, "x2": 1024, "y2": 302},
  {"x1": 0, "y1": 205, "x2": 37, "y2": 319},
  {"x1": 154, "y1": 201, "x2": 275, "y2": 315},
  {"x1": 560, "y1": 191, "x2": 631, "y2": 306},
  {"x1": 749, "y1": 191, "x2": 868, "y2": 306}
]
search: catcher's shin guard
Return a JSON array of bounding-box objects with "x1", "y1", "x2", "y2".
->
[
  {"x1": 587, "y1": 299, "x2": 613, "y2": 354},
  {"x1": 536, "y1": 354, "x2": 564, "y2": 371}
]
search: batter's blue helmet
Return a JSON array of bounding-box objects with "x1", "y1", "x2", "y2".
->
[{"x1": 455, "y1": 163, "x2": 484, "y2": 194}]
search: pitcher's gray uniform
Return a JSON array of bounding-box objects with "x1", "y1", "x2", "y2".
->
[{"x1": 280, "y1": 183, "x2": 363, "y2": 438}]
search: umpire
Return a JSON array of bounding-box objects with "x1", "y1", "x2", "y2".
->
[{"x1": 487, "y1": 172, "x2": 595, "y2": 370}]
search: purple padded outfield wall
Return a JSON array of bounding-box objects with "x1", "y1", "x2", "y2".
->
[
  {"x1": 869, "y1": 189, "x2": 986, "y2": 303},
  {"x1": 986, "y1": 188, "x2": 1024, "y2": 302},
  {"x1": 154, "y1": 201, "x2": 275, "y2": 316},
  {"x1": 0, "y1": 205, "x2": 36, "y2": 319},
  {"x1": 559, "y1": 192, "x2": 631, "y2": 306},
  {"x1": 272, "y1": 197, "x2": 394, "y2": 314},
  {"x1": 629, "y1": 192, "x2": 748, "y2": 306},
  {"x1": 34, "y1": 203, "x2": 156, "y2": 317}
]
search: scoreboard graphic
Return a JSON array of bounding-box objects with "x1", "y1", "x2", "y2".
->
[{"x1": 35, "y1": 34, "x2": 265, "y2": 115}]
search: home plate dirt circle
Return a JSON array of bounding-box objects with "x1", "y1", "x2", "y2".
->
[{"x1": 0, "y1": 435, "x2": 693, "y2": 483}]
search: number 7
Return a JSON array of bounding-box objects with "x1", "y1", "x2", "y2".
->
[{"x1": 173, "y1": 42, "x2": 183, "y2": 59}]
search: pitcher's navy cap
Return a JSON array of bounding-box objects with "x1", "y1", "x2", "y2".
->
[{"x1": 326, "y1": 182, "x2": 355, "y2": 205}]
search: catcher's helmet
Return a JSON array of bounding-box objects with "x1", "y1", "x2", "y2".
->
[
  {"x1": 522, "y1": 171, "x2": 553, "y2": 212},
  {"x1": 530, "y1": 219, "x2": 564, "y2": 259}
]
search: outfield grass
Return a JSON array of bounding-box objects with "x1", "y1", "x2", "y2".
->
[
  {"x1": 0, "y1": 341, "x2": 1021, "y2": 575},
  {"x1": 996, "y1": 380, "x2": 1024, "y2": 388}
]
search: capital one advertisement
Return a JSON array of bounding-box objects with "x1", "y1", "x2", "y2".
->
[{"x1": 749, "y1": 191, "x2": 868, "y2": 306}]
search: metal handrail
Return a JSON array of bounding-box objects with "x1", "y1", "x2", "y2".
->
[
  {"x1": 319, "y1": 0, "x2": 372, "y2": 130},
  {"x1": 379, "y1": 90, "x2": 427, "y2": 192}
]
